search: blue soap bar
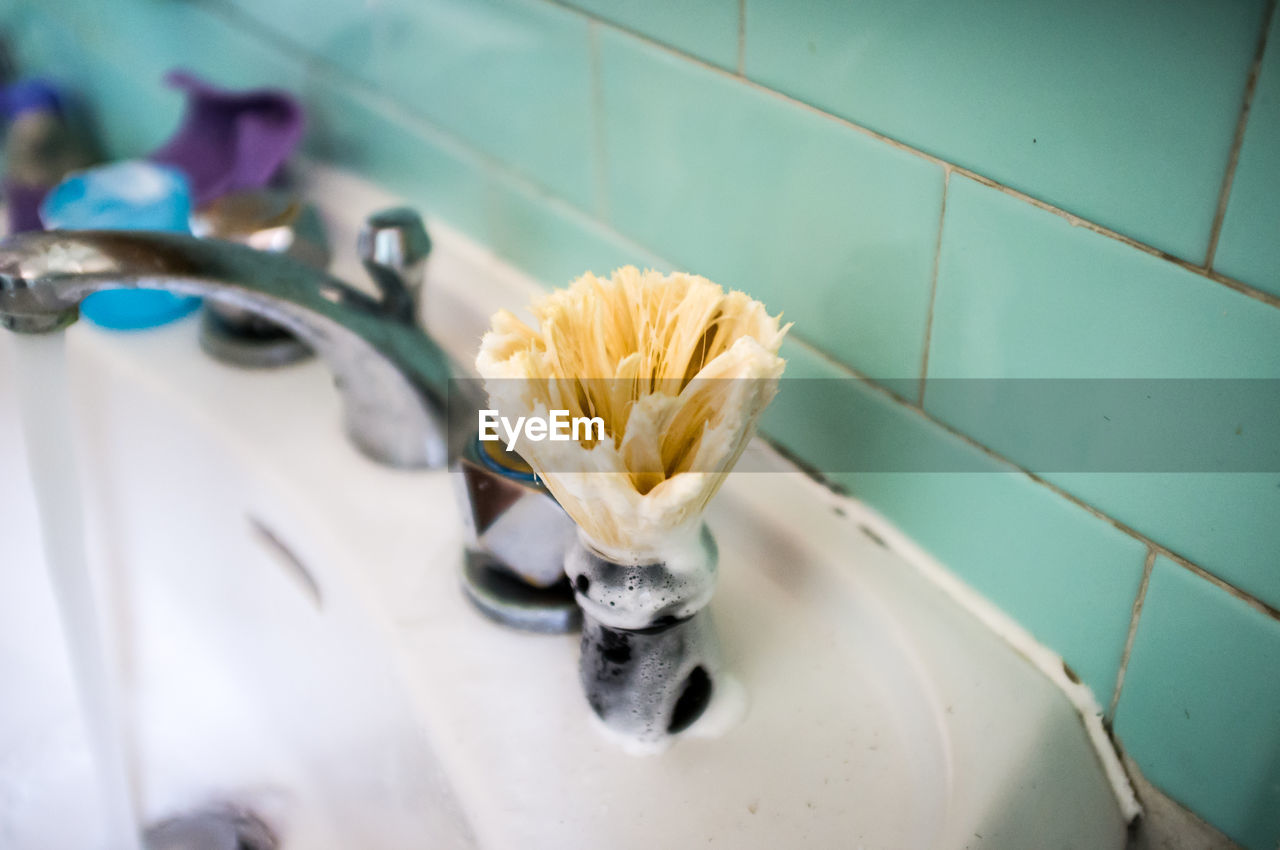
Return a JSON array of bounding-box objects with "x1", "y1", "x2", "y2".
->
[{"x1": 40, "y1": 160, "x2": 201, "y2": 330}]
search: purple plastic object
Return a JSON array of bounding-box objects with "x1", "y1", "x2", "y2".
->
[
  {"x1": 149, "y1": 70, "x2": 305, "y2": 206},
  {"x1": 5, "y1": 182, "x2": 48, "y2": 233},
  {"x1": 2, "y1": 79, "x2": 78, "y2": 234},
  {"x1": 1, "y1": 78, "x2": 64, "y2": 119}
]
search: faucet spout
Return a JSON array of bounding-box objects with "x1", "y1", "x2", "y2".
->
[{"x1": 0, "y1": 227, "x2": 452, "y2": 468}]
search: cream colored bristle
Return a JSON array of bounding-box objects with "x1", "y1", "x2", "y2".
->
[{"x1": 477, "y1": 267, "x2": 789, "y2": 563}]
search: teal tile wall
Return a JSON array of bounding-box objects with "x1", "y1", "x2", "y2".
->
[
  {"x1": 300, "y1": 71, "x2": 493, "y2": 239},
  {"x1": 762, "y1": 340, "x2": 1148, "y2": 699},
  {"x1": 929, "y1": 178, "x2": 1280, "y2": 381},
  {"x1": 6, "y1": 0, "x2": 308, "y2": 155},
  {"x1": 226, "y1": 0, "x2": 599, "y2": 211},
  {"x1": 302, "y1": 71, "x2": 665, "y2": 286},
  {"x1": 561, "y1": 0, "x2": 740, "y2": 70},
  {"x1": 1114, "y1": 558, "x2": 1280, "y2": 850},
  {"x1": 6, "y1": 0, "x2": 1279, "y2": 840},
  {"x1": 926, "y1": 176, "x2": 1280, "y2": 610},
  {"x1": 368, "y1": 0, "x2": 598, "y2": 212},
  {"x1": 743, "y1": 0, "x2": 1267, "y2": 262},
  {"x1": 597, "y1": 28, "x2": 944, "y2": 379},
  {"x1": 1216, "y1": 8, "x2": 1280, "y2": 298}
]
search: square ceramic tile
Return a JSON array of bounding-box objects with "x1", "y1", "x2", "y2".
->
[
  {"x1": 230, "y1": 0, "x2": 599, "y2": 212},
  {"x1": 926, "y1": 176, "x2": 1280, "y2": 609},
  {"x1": 366, "y1": 0, "x2": 598, "y2": 211},
  {"x1": 599, "y1": 29, "x2": 944, "y2": 380},
  {"x1": 761, "y1": 340, "x2": 1148, "y2": 699},
  {"x1": 301, "y1": 70, "x2": 493, "y2": 241},
  {"x1": 928, "y1": 177, "x2": 1280, "y2": 380},
  {"x1": 223, "y1": 0, "x2": 375, "y2": 71},
  {"x1": 483, "y1": 179, "x2": 670, "y2": 289},
  {"x1": 303, "y1": 70, "x2": 666, "y2": 288},
  {"x1": 1214, "y1": 10, "x2": 1280, "y2": 297},
  {"x1": 1048, "y1": 472, "x2": 1280, "y2": 613},
  {"x1": 1114, "y1": 558, "x2": 1280, "y2": 850},
  {"x1": 60, "y1": 0, "x2": 308, "y2": 97},
  {"x1": 562, "y1": 0, "x2": 739, "y2": 70},
  {"x1": 744, "y1": 0, "x2": 1267, "y2": 260}
]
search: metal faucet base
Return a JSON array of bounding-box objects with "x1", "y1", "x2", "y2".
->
[
  {"x1": 460, "y1": 549, "x2": 581, "y2": 634},
  {"x1": 199, "y1": 308, "x2": 313, "y2": 369},
  {"x1": 144, "y1": 807, "x2": 276, "y2": 850},
  {"x1": 0, "y1": 223, "x2": 453, "y2": 468}
]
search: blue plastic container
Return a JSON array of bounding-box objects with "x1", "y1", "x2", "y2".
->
[{"x1": 39, "y1": 160, "x2": 201, "y2": 330}]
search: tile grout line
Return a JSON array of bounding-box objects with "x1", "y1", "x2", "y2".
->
[
  {"x1": 217, "y1": 0, "x2": 1280, "y2": 313},
  {"x1": 917, "y1": 167, "x2": 950, "y2": 406},
  {"x1": 950, "y1": 167, "x2": 1272, "y2": 309},
  {"x1": 789, "y1": 335, "x2": 1280, "y2": 624},
  {"x1": 1205, "y1": 0, "x2": 1277, "y2": 270},
  {"x1": 1107, "y1": 549, "x2": 1156, "y2": 722},
  {"x1": 540, "y1": 0, "x2": 1280, "y2": 312},
  {"x1": 1165, "y1": 553, "x2": 1280, "y2": 620},
  {"x1": 587, "y1": 21, "x2": 611, "y2": 223},
  {"x1": 203, "y1": 0, "x2": 1280, "y2": 623},
  {"x1": 736, "y1": 0, "x2": 746, "y2": 75}
]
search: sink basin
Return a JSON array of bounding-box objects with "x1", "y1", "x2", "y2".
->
[
  {"x1": 0, "y1": 164, "x2": 1131, "y2": 849},
  {"x1": 0, "y1": 329, "x2": 477, "y2": 848}
]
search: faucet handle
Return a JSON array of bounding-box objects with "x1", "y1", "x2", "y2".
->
[{"x1": 358, "y1": 207, "x2": 432, "y2": 325}]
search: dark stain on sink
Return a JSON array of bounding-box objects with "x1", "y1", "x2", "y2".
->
[
  {"x1": 858, "y1": 525, "x2": 888, "y2": 549},
  {"x1": 248, "y1": 515, "x2": 322, "y2": 609}
]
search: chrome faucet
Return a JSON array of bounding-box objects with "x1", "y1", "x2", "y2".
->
[{"x1": 0, "y1": 209, "x2": 452, "y2": 468}]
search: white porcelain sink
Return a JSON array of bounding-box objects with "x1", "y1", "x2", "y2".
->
[
  {"x1": 0, "y1": 165, "x2": 1132, "y2": 849},
  {"x1": 0, "y1": 329, "x2": 477, "y2": 848}
]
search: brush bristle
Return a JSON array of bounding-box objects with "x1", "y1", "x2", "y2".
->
[{"x1": 476, "y1": 267, "x2": 788, "y2": 561}]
